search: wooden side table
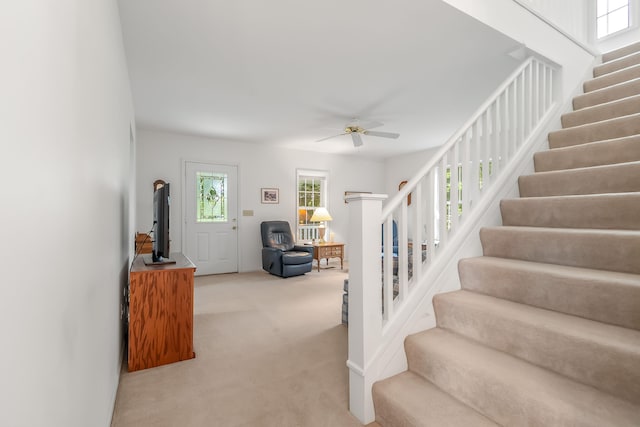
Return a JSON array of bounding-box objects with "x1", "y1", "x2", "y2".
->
[{"x1": 313, "y1": 242, "x2": 344, "y2": 272}]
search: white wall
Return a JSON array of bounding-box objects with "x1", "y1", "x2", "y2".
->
[
  {"x1": 516, "y1": 0, "x2": 640, "y2": 55},
  {"x1": 0, "y1": 2, "x2": 134, "y2": 426},
  {"x1": 383, "y1": 147, "x2": 440, "y2": 199},
  {"x1": 516, "y1": 0, "x2": 590, "y2": 44},
  {"x1": 136, "y1": 129, "x2": 386, "y2": 272},
  {"x1": 443, "y1": 0, "x2": 595, "y2": 102}
]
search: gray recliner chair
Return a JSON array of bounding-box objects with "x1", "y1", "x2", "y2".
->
[{"x1": 260, "y1": 221, "x2": 313, "y2": 277}]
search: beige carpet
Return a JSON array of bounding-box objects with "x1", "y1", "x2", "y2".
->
[
  {"x1": 111, "y1": 261, "x2": 372, "y2": 427},
  {"x1": 373, "y1": 43, "x2": 640, "y2": 426}
]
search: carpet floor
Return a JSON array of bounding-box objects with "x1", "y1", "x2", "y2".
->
[{"x1": 111, "y1": 261, "x2": 372, "y2": 427}]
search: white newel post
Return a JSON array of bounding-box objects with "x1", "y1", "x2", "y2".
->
[{"x1": 345, "y1": 193, "x2": 387, "y2": 424}]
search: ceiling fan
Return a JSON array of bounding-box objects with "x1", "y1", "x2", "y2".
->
[{"x1": 316, "y1": 121, "x2": 400, "y2": 147}]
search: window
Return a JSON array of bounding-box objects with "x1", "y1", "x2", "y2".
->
[
  {"x1": 296, "y1": 169, "x2": 328, "y2": 241},
  {"x1": 597, "y1": 0, "x2": 630, "y2": 38},
  {"x1": 197, "y1": 172, "x2": 227, "y2": 222}
]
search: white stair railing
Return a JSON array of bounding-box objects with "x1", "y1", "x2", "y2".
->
[{"x1": 346, "y1": 56, "x2": 559, "y2": 424}]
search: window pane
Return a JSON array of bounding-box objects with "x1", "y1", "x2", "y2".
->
[
  {"x1": 609, "y1": 0, "x2": 629, "y2": 12},
  {"x1": 597, "y1": 16, "x2": 608, "y2": 38},
  {"x1": 296, "y1": 172, "x2": 327, "y2": 241},
  {"x1": 197, "y1": 172, "x2": 227, "y2": 222},
  {"x1": 608, "y1": 6, "x2": 629, "y2": 34},
  {"x1": 597, "y1": 0, "x2": 609, "y2": 16}
]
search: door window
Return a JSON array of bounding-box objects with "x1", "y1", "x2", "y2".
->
[{"x1": 197, "y1": 172, "x2": 227, "y2": 223}]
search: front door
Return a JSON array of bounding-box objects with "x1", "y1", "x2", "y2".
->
[{"x1": 185, "y1": 161, "x2": 238, "y2": 276}]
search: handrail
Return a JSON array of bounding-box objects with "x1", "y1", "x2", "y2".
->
[
  {"x1": 383, "y1": 56, "x2": 536, "y2": 218},
  {"x1": 346, "y1": 55, "x2": 560, "y2": 424},
  {"x1": 511, "y1": 0, "x2": 599, "y2": 56},
  {"x1": 381, "y1": 57, "x2": 558, "y2": 313}
]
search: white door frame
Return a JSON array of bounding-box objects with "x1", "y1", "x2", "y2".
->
[{"x1": 181, "y1": 159, "x2": 240, "y2": 273}]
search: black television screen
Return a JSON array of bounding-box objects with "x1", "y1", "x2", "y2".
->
[{"x1": 152, "y1": 183, "x2": 171, "y2": 263}]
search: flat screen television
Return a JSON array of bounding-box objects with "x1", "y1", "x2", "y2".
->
[{"x1": 145, "y1": 183, "x2": 174, "y2": 265}]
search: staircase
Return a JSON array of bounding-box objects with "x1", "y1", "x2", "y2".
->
[{"x1": 371, "y1": 43, "x2": 640, "y2": 426}]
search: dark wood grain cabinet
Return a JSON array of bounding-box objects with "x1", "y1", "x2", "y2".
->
[{"x1": 128, "y1": 253, "x2": 196, "y2": 371}]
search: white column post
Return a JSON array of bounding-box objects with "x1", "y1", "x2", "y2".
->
[{"x1": 345, "y1": 193, "x2": 388, "y2": 425}]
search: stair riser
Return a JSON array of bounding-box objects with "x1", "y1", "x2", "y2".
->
[
  {"x1": 500, "y1": 194, "x2": 640, "y2": 230},
  {"x1": 534, "y1": 135, "x2": 640, "y2": 172},
  {"x1": 585, "y1": 64, "x2": 640, "y2": 92},
  {"x1": 519, "y1": 162, "x2": 640, "y2": 198},
  {"x1": 480, "y1": 227, "x2": 640, "y2": 274},
  {"x1": 372, "y1": 372, "x2": 499, "y2": 427},
  {"x1": 434, "y1": 292, "x2": 640, "y2": 404},
  {"x1": 573, "y1": 78, "x2": 640, "y2": 110},
  {"x1": 595, "y1": 51, "x2": 640, "y2": 77},
  {"x1": 549, "y1": 114, "x2": 640, "y2": 149},
  {"x1": 603, "y1": 41, "x2": 640, "y2": 62},
  {"x1": 371, "y1": 45, "x2": 640, "y2": 427},
  {"x1": 406, "y1": 330, "x2": 640, "y2": 427},
  {"x1": 561, "y1": 96, "x2": 640, "y2": 128},
  {"x1": 459, "y1": 257, "x2": 640, "y2": 330}
]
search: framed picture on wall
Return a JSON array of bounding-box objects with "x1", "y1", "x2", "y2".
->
[{"x1": 261, "y1": 188, "x2": 279, "y2": 204}]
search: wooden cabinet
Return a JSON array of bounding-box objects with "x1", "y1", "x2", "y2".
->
[
  {"x1": 128, "y1": 253, "x2": 196, "y2": 371},
  {"x1": 313, "y1": 242, "x2": 344, "y2": 272}
]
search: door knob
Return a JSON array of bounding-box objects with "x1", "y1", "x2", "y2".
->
[{"x1": 232, "y1": 226, "x2": 237, "y2": 230}]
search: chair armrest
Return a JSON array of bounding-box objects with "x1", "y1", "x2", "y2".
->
[
  {"x1": 262, "y1": 247, "x2": 284, "y2": 275},
  {"x1": 263, "y1": 247, "x2": 283, "y2": 254},
  {"x1": 293, "y1": 245, "x2": 313, "y2": 254}
]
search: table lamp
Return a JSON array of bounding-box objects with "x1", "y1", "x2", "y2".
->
[{"x1": 310, "y1": 207, "x2": 333, "y2": 243}]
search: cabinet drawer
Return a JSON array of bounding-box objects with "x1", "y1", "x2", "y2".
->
[{"x1": 318, "y1": 246, "x2": 343, "y2": 257}]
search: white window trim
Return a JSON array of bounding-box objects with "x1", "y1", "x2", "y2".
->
[
  {"x1": 296, "y1": 168, "x2": 329, "y2": 243},
  {"x1": 590, "y1": 0, "x2": 638, "y2": 43}
]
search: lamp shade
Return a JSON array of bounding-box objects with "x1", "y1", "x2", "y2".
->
[{"x1": 309, "y1": 207, "x2": 333, "y2": 222}]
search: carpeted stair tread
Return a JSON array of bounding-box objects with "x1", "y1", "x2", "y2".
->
[
  {"x1": 479, "y1": 226, "x2": 640, "y2": 274},
  {"x1": 405, "y1": 328, "x2": 640, "y2": 427},
  {"x1": 372, "y1": 371, "x2": 498, "y2": 427},
  {"x1": 573, "y1": 77, "x2": 640, "y2": 110},
  {"x1": 534, "y1": 134, "x2": 640, "y2": 171},
  {"x1": 594, "y1": 50, "x2": 640, "y2": 77},
  {"x1": 519, "y1": 161, "x2": 640, "y2": 197},
  {"x1": 548, "y1": 112, "x2": 640, "y2": 149},
  {"x1": 603, "y1": 41, "x2": 640, "y2": 63},
  {"x1": 585, "y1": 63, "x2": 640, "y2": 92},
  {"x1": 459, "y1": 256, "x2": 640, "y2": 330},
  {"x1": 500, "y1": 193, "x2": 640, "y2": 230},
  {"x1": 561, "y1": 94, "x2": 640, "y2": 128},
  {"x1": 369, "y1": 43, "x2": 640, "y2": 427},
  {"x1": 433, "y1": 290, "x2": 640, "y2": 404}
]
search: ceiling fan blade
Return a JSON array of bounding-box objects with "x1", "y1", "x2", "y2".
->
[
  {"x1": 351, "y1": 132, "x2": 364, "y2": 147},
  {"x1": 364, "y1": 130, "x2": 400, "y2": 139},
  {"x1": 359, "y1": 120, "x2": 384, "y2": 130},
  {"x1": 316, "y1": 132, "x2": 347, "y2": 142}
]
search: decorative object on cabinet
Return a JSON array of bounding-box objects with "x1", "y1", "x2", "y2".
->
[
  {"x1": 153, "y1": 179, "x2": 166, "y2": 191},
  {"x1": 309, "y1": 207, "x2": 333, "y2": 243},
  {"x1": 135, "y1": 232, "x2": 153, "y2": 254},
  {"x1": 399, "y1": 180, "x2": 411, "y2": 205}
]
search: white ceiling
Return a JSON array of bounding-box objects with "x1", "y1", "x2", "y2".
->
[{"x1": 118, "y1": 0, "x2": 523, "y2": 159}]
